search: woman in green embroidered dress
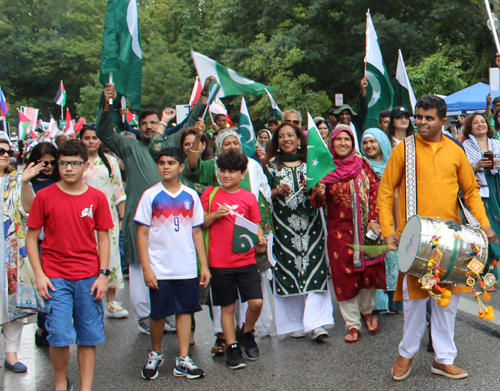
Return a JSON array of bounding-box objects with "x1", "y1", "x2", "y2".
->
[{"x1": 263, "y1": 123, "x2": 334, "y2": 340}]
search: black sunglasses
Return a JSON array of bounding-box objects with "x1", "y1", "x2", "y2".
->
[
  {"x1": 39, "y1": 160, "x2": 57, "y2": 167},
  {"x1": 0, "y1": 148, "x2": 14, "y2": 157},
  {"x1": 81, "y1": 124, "x2": 97, "y2": 130}
]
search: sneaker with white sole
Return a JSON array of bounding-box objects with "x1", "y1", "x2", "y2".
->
[
  {"x1": 291, "y1": 330, "x2": 306, "y2": 338},
  {"x1": 105, "y1": 301, "x2": 129, "y2": 318},
  {"x1": 173, "y1": 356, "x2": 204, "y2": 379},
  {"x1": 312, "y1": 327, "x2": 329, "y2": 340},
  {"x1": 164, "y1": 315, "x2": 176, "y2": 332},
  {"x1": 141, "y1": 350, "x2": 164, "y2": 380},
  {"x1": 138, "y1": 318, "x2": 151, "y2": 335}
]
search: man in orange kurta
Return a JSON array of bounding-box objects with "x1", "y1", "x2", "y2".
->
[{"x1": 377, "y1": 95, "x2": 495, "y2": 381}]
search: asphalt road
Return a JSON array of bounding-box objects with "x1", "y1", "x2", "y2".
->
[{"x1": 2, "y1": 280, "x2": 500, "y2": 391}]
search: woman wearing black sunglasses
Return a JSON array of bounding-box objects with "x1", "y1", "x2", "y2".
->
[{"x1": 27, "y1": 142, "x2": 58, "y2": 194}]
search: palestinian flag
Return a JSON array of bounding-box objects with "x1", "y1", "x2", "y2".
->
[
  {"x1": 232, "y1": 215, "x2": 259, "y2": 254},
  {"x1": 192, "y1": 50, "x2": 275, "y2": 98},
  {"x1": 65, "y1": 109, "x2": 75, "y2": 138},
  {"x1": 54, "y1": 80, "x2": 66, "y2": 107},
  {"x1": 17, "y1": 109, "x2": 31, "y2": 140}
]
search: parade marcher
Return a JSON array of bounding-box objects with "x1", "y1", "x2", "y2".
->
[
  {"x1": 326, "y1": 108, "x2": 338, "y2": 130},
  {"x1": 96, "y1": 80, "x2": 210, "y2": 334},
  {"x1": 462, "y1": 113, "x2": 500, "y2": 282},
  {"x1": 378, "y1": 95, "x2": 495, "y2": 381},
  {"x1": 256, "y1": 129, "x2": 272, "y2": 161},
  {"x1": 80, "y1": 125, "x2": 128, "y2": 317},
  {"x1": 185, "y1": 124, "x2": 273, "y2": 348},
  {"x1": 283, "y1": 109, "x2": 303, "y2": 129},
  {"x1": 136, "y1": 147, "x2": 210, "y2": 380},
  {"x1": 26, "y1": 139, "x2": 114, "y2": 391},
  {"x1": 267, "y1": 118, "x2": 279, "y2": 134},
  {"x1": 315, "y1": 119, "x2": 330, "y2": 143},
  {"x1": 54, "y1": 131, "x2": 68, "y2": 148},
  {"x1": 387, "y1": 106, "x2": 414, "y2": 148},
  {"x1": 318, "y1": 125, "x2": 386, "y2": 342},
  {"x1": 263, "y1": 123, "x2": 334, "y2": 340},
  {"x1": 0, "y1": 134, "x2": 45, "y2": 373},
  {"x1": 201, "y1": 149, "x2": 265, "y2": 369},
  {"x1": 378, "y1": 110, "x2": 391, "y2": 134},
  {"x1": 361, "y1": 128, "x2": 402, "y2": 314}
]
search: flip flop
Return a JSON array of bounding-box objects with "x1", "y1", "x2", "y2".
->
[
  {"x1": 362, "y1": 313, "x2": 380, "y2": 333},
  {"x1": 345, "y1": 328, "x2": 360, "y2": 343}
]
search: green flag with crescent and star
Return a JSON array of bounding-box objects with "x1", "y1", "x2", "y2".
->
[
  {"x1": 306, "y1": 112, "x2": 336, "y2": 192},
  {"x1": 237, "y1": 97, "x2": 256, "y2": 158},
  {"x1": 364, "y1": 9, "x2": 393, "y2": 129},
  {"x1": 233, "y1": 215, "x2": 259, "y2": 254}
]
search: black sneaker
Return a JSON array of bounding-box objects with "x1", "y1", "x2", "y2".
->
[
  {"x1": 225, "y1": 343, "x2": 246, "y2": 370},
  {"x1": 141, "y1": 350, "x2": 164, "y2": 380},
  {"x1": 235, "y1": 326, "x2": 244, "y2": 345},
  {"x1": 242, "y1": 330, "x2": 259, "y2": 360},
  {"x1": 173, "y1": 356, "x2": 205, "y2": 379}
]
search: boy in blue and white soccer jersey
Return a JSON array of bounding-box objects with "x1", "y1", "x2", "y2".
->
[{"x1": 135, "y1": 147, "x2": 210, "y2": 380}]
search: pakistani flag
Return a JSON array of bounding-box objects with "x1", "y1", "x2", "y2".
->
[
  {"x1": 191, "y1": 51, "x2": 276, "y2": 98},
  {"x1": 364, "y1": 10, "x2": 393, "y2": 129},
  {"x1": 100, "y1": 0, "x2": 142, "y2": 109},
  {"x1": 306, "y1": 113, "x2": 336, "y2": 191},
  {"x1": 17, "y1": 109, "x2": 31, "y2": 140},
  {"x1": 238, "y1": 97, "x2": 256, "y2": 158},
  {"x1": 233, "y1": 215, "x2": 259, "y2": 254},
  {"x1": 54, "y1": 80, "x2": 66, "y2": 107},
  {"x1": 265, "y1": 88, "x2": 282, "y2": 120},
  {"x1": 394, "y1": 50, "x2": 417, "y2": 114}
]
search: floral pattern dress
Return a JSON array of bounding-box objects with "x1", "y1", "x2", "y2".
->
[
  {"x1": 265, "y1": 158, "x2": 328, "y2": 296},
  {"x1": 83, "y1": 154, "x2": 126, "y2": 289}
]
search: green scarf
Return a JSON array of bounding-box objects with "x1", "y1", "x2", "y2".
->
[{"x1": 282, "y1": 153, "x2": 302, "y2": 162}]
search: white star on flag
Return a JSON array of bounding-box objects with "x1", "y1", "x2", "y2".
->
[{"x1": 312, "y1": 159, "x2": 319, "y2": 167}]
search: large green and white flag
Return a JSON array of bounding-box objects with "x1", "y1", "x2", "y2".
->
[
  {"x1": 305, "y1": 113, "x2": 336, "y2": 191},
  {"x1": 100, "y1": 0, "x2": 142, "y2": 109},
  {"x1": 394, "y1": 50, "x2": 417, "y2": 114},
  {"x1": 191, "y1": 51, "x2": 276, "y2": 98},
  {"x1": 233, "y1": 215, "x2": 259, "y2": 254},
  {"x1": 265, "y1": 88, "x2": 282, "y2": 120},
  {"x1": 238, "y1": 97, "x2": 256, "y2": 158},
  {"x1": 364, "y1": 10, "x2": 393, "y2": 129}
]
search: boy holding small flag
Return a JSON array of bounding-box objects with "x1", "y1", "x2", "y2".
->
[{"x1": 201, "y1": 149, "x2": 265, "y2": 370}]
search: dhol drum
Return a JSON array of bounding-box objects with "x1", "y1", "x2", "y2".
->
[{"x1": 398, "y1": 216, "x2": 488, "y2": 286}]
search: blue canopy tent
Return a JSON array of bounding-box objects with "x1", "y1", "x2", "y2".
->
[{"x1": 444, "y1": 82, "x2": 500, "y2": 112}]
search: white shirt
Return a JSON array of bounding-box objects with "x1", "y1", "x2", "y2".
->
[{"x1": 134, "y1": 183, "x2": 204, "y2": 280}]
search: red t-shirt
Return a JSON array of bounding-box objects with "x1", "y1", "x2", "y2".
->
[
  {"x1": 27, "y1": 184, "x2": 114, "y2": 280},
  {"x1": 201, "y1": 186, "x2": 261, "y2": 268}
]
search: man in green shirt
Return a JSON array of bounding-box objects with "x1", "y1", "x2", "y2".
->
[{"x1": 97, "y1": 79, "x2": 212, "y2": 333}]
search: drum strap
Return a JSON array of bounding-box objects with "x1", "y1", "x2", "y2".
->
[{"x1": 404, "y1": 135, "x2": 481, "y2": 228}]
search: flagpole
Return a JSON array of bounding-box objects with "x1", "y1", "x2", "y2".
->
[
  {"x1": 364, "y1": 9, "x2": 369, "y2": 78},
  {"x1": 484, "y1": 0, "x2": 500, "y2": 53},
  {"x1": 202, "y1": 104, "x2": 210, "y2": 120},
  {"x1": 121, "y1": 96, "x2": 126, "y2": 122},
  {"x1": 209, "y1": 111, "x2": 216, "y2": 126},
  {"x1": 61, "y1": 105, "x2": 63, "y2": 121},
  {"x1": 109, "y1": 73, "x2": 114, "y2": 105}
]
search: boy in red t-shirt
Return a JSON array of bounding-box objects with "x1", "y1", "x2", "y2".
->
[
  {"x1": 26, "y1": 139, "x2": 114, "y2": 391},
  {"x1": 201, "y1": 149, "x2": 265, "y2": 370}
]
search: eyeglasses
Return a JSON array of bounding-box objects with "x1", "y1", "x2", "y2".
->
[
  {"x1": 140, "y1": 120, "x2": 159, "y2": 127},
  {"x1": 58, "y1": 161, "x2": 85, "y2": 169},
  {"x1": 286, "y1": 119, "x2": 300, "y2": 125},
  {"x1": 0, "y1": 148, "x2": 14, "y2": 157},
  {"x1": 39, "y1": 160, "x2": 57, "y2": 167}
]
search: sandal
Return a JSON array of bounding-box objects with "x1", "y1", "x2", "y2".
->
[
  {"x1": 211, "y1": 338, "x2": 227, "y2": 354},
  {"x1": 362, "y1": 313, "x2": 380, "y2": 333},
  {"x1": 345, "y1": 328, "x2": 360, "y2": 343}
]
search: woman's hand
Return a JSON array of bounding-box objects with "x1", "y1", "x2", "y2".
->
[
  {"x1": 194, "y1": 118, "x2": 205, "y2": 137},
  {"x1": 21, "y1": 162, "x2": 45, "y2": 183},
  {"x1": 255, "y1": 145, "x2": 266, "y2": 160},
  {"x1": 366, "y1": 221, "x2": 382, "y2": 237},
  {"x1": 273, "y1": 183, "x2": 291, "y2": 198},
  {"x1": 475, "y1": 157, "x2": 493, "y2": 171},
  {"x1": 313, "y1": 181, "x2": 325, "y2": 196}
]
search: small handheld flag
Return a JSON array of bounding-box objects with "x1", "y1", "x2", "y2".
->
[
  {"x1": 54, "y1": 80, "x2": 67, "y2": 107},
  {"x1": 65, "y1": 109, "x2": 75, "y2": 138},
  {"x1": 17, "y1": 109, "x2": 32, "y2": 140},
  {"x1": 265, "y1": 88, "x2": 282, "y2": 120},
  {"x1": 201, "y1": 80, "x2": 221, "y2": 120},
  {"x1": 233, "y1": 215, "x2": 259, "y2": 254},
  {"x1": 305, "y1": 112, "x2": 336, "y2": 191},
  {"x1": 0, "y1": 87, "x2": 9, "y2": 117},
  {"x1": 189, "y1": 76, "x2": 203, "y2": 106},
  {"x1": 238, "y1": 97, "x2": 256, "y2": 158}
]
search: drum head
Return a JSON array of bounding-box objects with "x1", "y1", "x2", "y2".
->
[{"x1": 398, "y1": 216, "x2": 422, "y2": 272}]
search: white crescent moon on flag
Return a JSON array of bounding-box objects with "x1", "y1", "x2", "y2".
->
[
  {"x1": 365, "y1": 70, "x2": 381, "y2": 108},
  {"x1": 228, "y1": 69, "x2": 254, "y2": 85},
  {"x1": 307, "y1": 145, "x2": 315, "y2": 149},
  {"x1": 240, "y1": 124, "x2": 255, "y2": 143},
  {"x1": 239, "y1": 234, "x2": 254, "y2": 248},
  {"x1": 127, "y1": 0, "x2": 142, "y2": 59}
]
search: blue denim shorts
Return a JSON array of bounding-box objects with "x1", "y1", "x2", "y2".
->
[{"x1": 44, "y1": 276, "x2": 105, "y2": 347}]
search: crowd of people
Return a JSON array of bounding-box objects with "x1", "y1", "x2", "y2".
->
[{"x1": 1, "y1": 72, "x2": 500, "y2": 390}]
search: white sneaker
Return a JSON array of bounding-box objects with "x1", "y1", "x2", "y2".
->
[
  {"x1": 312, "y1": 327, "x2": 329, "y2": 340},
  {"x1": 105, "y1": 301, "x2": 129, "y2": 318},
  {"x1": 291, "y1": 330, "x2": 306, "y2": 338},
  {"x1": 164, "y1": 315, "x2": 176, "y2": 332}
]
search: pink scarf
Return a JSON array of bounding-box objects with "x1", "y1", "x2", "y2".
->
[{"x1": 322, "y1": 127, "x2": 363, "y2": 184}]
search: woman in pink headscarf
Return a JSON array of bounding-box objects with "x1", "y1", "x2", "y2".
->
[{"x1": 316, "y1": 125, "x2": 386, "y2": 343}]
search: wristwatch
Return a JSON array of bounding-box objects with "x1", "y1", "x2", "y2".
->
[{"x1": 99, "y1": 269, "x2": 111, "y2": 277}]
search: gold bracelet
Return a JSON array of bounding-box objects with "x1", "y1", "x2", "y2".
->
[{"x1": 189, "y1": 149, "x2": 200, "y2": 154}]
